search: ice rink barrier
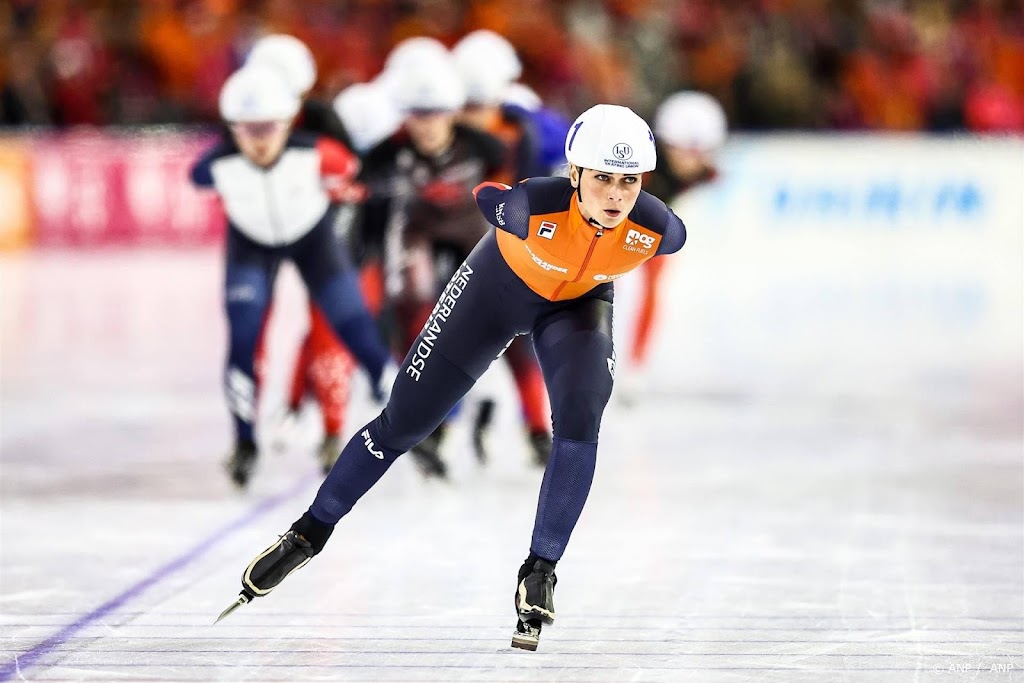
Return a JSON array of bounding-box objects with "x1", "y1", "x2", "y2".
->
[
  {"x1": 615, "y1": 134, "x2": 1023, "y2": 402},
  {"x1": 0, "y1": 128, "x2": 223, "y2": 247}
]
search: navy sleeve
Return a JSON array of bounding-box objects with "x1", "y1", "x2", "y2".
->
[
  {"x1": 189, "y1": 136, "x2": 235, "y2": 188},
  {"x1": 656, "y1": 210, "x2": 687, "y2": 255},
  {"x1": 474, "y1": 182, "x2": 530, "y2": 239},
  {"x1": 190, "y1": 153, "x2": 214, "y2": 187}
]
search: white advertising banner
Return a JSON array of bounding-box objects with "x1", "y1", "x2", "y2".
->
[{"x1": 624, "y1": 135, "x2": 1023, "y2": 411}]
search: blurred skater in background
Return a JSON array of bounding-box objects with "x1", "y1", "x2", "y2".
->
[
  {"x1": 190, "y1": 64, "x2": 394, "y2": 488},
  {"x1": 245, "y1": 34, "x2": 370, "y2": 475},
  {"x1": 617, "y1": 90, "x2": 727, "y2": 404}
]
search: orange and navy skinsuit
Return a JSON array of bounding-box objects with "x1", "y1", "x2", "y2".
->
[{"x1": 304, "y1": 175, "x2": 685, "y2": 562}]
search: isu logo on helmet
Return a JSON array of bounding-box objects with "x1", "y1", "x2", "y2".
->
[{"x1": 613, "y1": 143, "x2": 633, "y2": 160}]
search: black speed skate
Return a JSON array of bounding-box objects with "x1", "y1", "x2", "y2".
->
[
  {"x1": 511, "y1": 558, "x2": 557, "y2": 651},
  {"x1": 409, "y1": 425, "x2": 448, "y2": 479},
  {"x1": 317, "y1": 435, "x2": 341, "y2": 474},
  {"x1": 215, "y1": 513, "x2": 332, "y2": 623},
  {"x1": 527, "y1": 429, "x2": 552, "y2": 467},
  {"x1": 471, "y1": 399, "x2": 496, "y2": 464},
  {"x1": 225, "y1": 440, "x2": 257, "y2": 488}
]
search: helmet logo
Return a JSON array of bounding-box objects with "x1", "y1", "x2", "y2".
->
[{"x1": 612, "y1": 143, "x2": 633, "y2": 160}]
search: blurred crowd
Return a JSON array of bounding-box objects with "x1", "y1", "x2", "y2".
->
[{"x1": 2, "y1": 0, "x2": 1022, "y2": 132}]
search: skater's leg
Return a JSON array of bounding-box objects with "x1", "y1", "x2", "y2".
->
[
  {"x1": 503, "y1": 337, "x2": 549, "y2": 437},
  {"x1": 224, "y1": 245, "x2": 277, "y2": 446},
  {"x1": 307, "y1": 351, "x2": 477, "y2": 523},
  {"x1": 630, "y1": 255, "x2": 668, "y2": 368},
  {"x1": 302, "y1": 305, "x2": 356, "y2": 472},
  {"x1": 308, "y1": 240, "x2": 531, "y2": 527},
  {"x1": 290, "y1": 216, "x2": 392, "y2": 391},
  {"x1": 228, "y1": 235, "x2": 534, "y2": 609},
  {"x1": 502, "y1": 336, "x2": 551, "y2": 465},
  {"x1": 529, "y1": 297, "x2": 615, "y2": 562},
  {"x1": 508, "y1": 296, "x2": 614, "y2": 647},
  {"x1": 222, "y1": 233, "x2": 279, "y2": 487}
]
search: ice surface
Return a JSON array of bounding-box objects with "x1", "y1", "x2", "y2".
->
[{"x1": 1, "y1": 250, "x2": 1021, "y2": 682}]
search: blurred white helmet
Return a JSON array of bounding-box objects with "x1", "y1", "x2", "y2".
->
[
  {"x1": 654, "y1": 91, "x2": 727, "y2": 153},
  {"x1": 564, "y1": 104, "x2": 656, "y2": 174},
  {"x1": 503, "y1": 82, "x2": 543, "y2": 111},
  {"x1": 219, "y1": 64, "x2": 300, "y2": 122},
  {"x1": 452, "y1": 30, "x2": 522, "y2": 105},
  {"x1": 378, "y1": 37, "x2": 452, "y2": 97},
  {"x1": 393, "y1": 52, "x2": 466, "y2": 113},
  {"x1": 247, "y1": 34, "x2": 316, "y2": 96},
  {"x1": 333, "y1": 81, "x2": 403, "y2": 153}
]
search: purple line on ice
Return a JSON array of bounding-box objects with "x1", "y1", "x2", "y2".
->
[{"x1": 0, "y1": 474, "x2": 316, "y2": 683}]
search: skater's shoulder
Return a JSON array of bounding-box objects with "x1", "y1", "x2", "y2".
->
[
  {"x1": 629, "y1": 190, "x2": 678, "y2": 235},
  {"x1": 520, "y1": 177, "x2": 573, "y2": 214},
  {"x1": 190, "y1": 133, "x2": 238, "y2": 186}
]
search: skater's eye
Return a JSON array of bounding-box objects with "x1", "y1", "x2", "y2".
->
[
  {"x1": 593, "y1": 174, "x2": 610, "y2": 182},
  {"x1": 622, "y1": 176, "x2": 638, "y2": 184}
]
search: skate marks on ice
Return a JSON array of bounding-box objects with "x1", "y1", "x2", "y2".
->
[
  {"x1": 4, "y1": 402, "x2": 1022, "y2": 683},
  {"x1": 0, "y1": 473, "x2": 318, "y2": 682},
  {"x1": 3, "y1": 251, "x2": 1022, "y2": 681}
]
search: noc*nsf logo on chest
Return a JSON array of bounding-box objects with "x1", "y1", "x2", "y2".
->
[{"x1": 605, "y1": 142, "x2": 639, "y2": 170}]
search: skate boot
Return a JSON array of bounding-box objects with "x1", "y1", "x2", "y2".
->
[
  {"x1": 409, "y1": 424, "x2": 448, "y2": 479},
  {"x1": 225, "y1": 440, "x2": 258, "y2": 488},
  {"x1": 471, "y1": 399, "x2": 496, "y2": 464},
  {"x1": 317, "y1": 434, "x2": 341, "y2": 474},
  {"x1": 511, "y1": 557, "x2": 557, "y2": 650},
  {"x1": 526, "y1": 429, "x2": 552, "y2": 468},
  {"x1": 216, "y1": 512, "x2": 332, "y2": 623}
]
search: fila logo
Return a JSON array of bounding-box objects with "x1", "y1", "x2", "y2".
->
[
  {"x1": 537, "y1": 221, "x2": 557, "y2": 239},
  {"x1": 625, "y1": 229, "x2": 655, "y2": 249},
  {"x1": 361, "y1": 429, "x2": 384, "y2": 459},
  {"x1": 607, "y1": 356, "x2": 616, "y2": 379}
]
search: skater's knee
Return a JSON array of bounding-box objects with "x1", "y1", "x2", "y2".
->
[
  {"x1": 550, "y1": 389, "x2": 610, "y2": 442},
  {"x1": 371, "y1": 410, "x2": 434, "y2": 454}
]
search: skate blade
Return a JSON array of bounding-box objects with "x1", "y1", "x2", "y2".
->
[
  {"x1": 214, "y1": 593, "x2": 250, "y2": 624},
  {"x1": 511, "y1": 621, "x2": 541, "y2": 651}
]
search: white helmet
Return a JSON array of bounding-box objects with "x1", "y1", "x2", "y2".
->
[
  {"x1": 452, "y1": 30, "x2": 522, "y2": 105},
  {"x1": 383, "y1": 36, "x2": 450, "y2": 73},
  {"x1": 219, "y1": 64, "x2": 300, "y2": 122},
  {"x1": 564, "y1": 104, "x2": 656, "y2": 173},
  {"x1": 247, "y1": 34, "x2": 316, "y2": 96},
  {"x1": 392, "y1": 52, "x2": 466, "y2": 112},
  {"x1": 333, "y1": 81, "x2": 403, "y2": 153},
  {"x1": 503, "y1": 82, "x2": 542, "y2": 111},
  {"x1": 654, "y1": 91, "x2": 727, "y2": 153},
  {"x1": 378, "y1": 36, "x2": 451, "y2": 96}
]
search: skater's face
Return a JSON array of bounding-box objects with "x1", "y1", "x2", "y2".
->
[
  {"x1": 664, "y1": 145, "x2": 713, "y2": 183},
  {"x1": 570, "y1": 166, "x2": 642, "y2": 229},
  {"x1": 404, "y1": 110, "x2": 456, "y2": 157},
  {"x1": 230, "y1": 120, "x2": 292, "y2": 167}
]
